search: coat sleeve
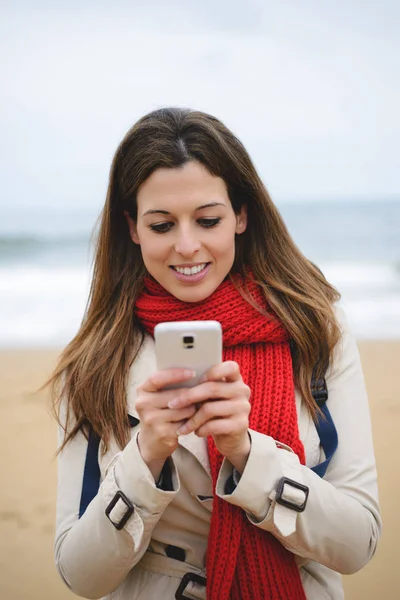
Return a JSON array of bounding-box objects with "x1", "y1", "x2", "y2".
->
[
  {"x1": 215, "y1": 307, "x2": 382, "y2": 575},
  {"x1": 54, "y1": 403, "x2": 180, "y2": 599}
]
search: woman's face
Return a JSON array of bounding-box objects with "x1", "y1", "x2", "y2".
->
[{"x1": 126, "y1": 161, "x2": 247, "y2": 303}]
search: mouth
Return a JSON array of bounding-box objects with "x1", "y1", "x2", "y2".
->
[{"x1": 170, "y1": 262, "x2": 210, "y2": 276}]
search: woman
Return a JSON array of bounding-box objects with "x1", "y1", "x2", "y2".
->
[{"x1": 51, "y1": 107, "x2": 381, "y2": 600}]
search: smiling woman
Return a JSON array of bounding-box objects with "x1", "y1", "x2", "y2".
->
[
  {"x1": 47, "y1": 107, "x2": 381, "y2": 600},
  {"x1": 124, "y1": 162, "x2": 247, "y2": 302}
]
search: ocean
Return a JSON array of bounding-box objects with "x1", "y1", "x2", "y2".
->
[{"x1": 1, "y1": 199, "x2": 399, "y2": 346}]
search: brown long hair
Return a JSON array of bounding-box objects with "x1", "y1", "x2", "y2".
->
[{"x1": 49, "y1": 107, "x2": 341, "y2": 452}]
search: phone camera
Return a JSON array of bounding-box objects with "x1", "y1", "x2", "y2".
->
[{"x1": 183, "y1": 335, "x2": 194, "y2": 349}]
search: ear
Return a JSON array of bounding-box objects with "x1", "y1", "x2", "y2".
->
[
  {"x1": 124, "y1": 211, "x2": 140, "y2": 245},
  {"x1": 235, "y1": 205, "x2": 247, "y2": 235}
]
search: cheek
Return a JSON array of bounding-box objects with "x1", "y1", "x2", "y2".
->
[
  {"x1": 137, "y1": 229, "x2": 168, "y2": 260},
  {"x1": 213, "y1": 226, "x2": 237, "y2": 257}
]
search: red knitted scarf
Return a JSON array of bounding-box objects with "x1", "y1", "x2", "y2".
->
[{"x1": 135, "y1": 276, "x2": 306, "y2": 600}]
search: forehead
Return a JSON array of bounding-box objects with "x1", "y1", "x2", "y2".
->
[{"x1": 136, "y1": 161, "x2": 229, "y2": 213}]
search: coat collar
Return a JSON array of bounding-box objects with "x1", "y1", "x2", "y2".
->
[{"x1": 126, "y1": 334, "x2": 211, "y2": 477}]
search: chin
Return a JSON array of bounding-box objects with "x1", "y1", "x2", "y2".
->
[
  {"x1": 170, "y1": 288, "x2": 213, "y2": 303},
  {"x1": 178, "y1": 292, "x2": 212, "y2": 303},
  {"x1": 168, "y1": 281, "x2": 219, "y2": 304}
]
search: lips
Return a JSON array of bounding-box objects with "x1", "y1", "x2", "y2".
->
[
  {"x1": 171, "y1": 263, "x2": 208, "y2": 276},
  {"x1": 170, "y1": 262, "x2": 211, "y2": 283}
]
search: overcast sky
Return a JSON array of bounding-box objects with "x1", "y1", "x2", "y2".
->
[{"x1": 1, "y1": 0, "x2": 399, "y2": 211}]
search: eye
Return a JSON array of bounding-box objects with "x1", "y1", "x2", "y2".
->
[
  {"x1": 198, "y1": 217, "x2": 221, "y2": 228},
  {"x1": 149, "y1": 222, "x2": 173, "y2": 233}
]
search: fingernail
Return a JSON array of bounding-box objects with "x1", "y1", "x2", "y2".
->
[
  {"x1": 184, "y1": 369, "x2": 196, "y2": 379},
  {"x1": 168, "y1": 398, "x2": 181, "y2": 409},
  {"x1": 177, "y1": 424, "x2": 189, "y2": 435}
]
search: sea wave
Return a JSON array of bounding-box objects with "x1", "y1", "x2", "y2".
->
[
  {"x1": 0, "y1": 265, "x2": 91, "y2": 346},
  {"x1": 0, "y1": 261, "x2": 399, "y2": 345},
  {"x1": 0, "y1": 234, "x2": 94, "y2": 265},
  {"x1": 321, "y1": 261, "x2": 400, "y2": 290},
  {"x1": 0, "y1": 233, "x2": 91, "y2": 249}
]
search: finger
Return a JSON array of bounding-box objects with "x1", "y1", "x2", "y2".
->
[
  {"x1": 140, "y1": 413, "x2": 195, "y2": 439},
  {"x1": 137, "y1": 404, "x2": 196, "y2": 425},
  {"x1": 174, "y1": 419, "x2": 194, "y2": 436},
  {"x1": 195, "y1": 417, "x2": 249, "y2": 438},
  {"x1": 169, "y1": 380, "x2": 250, "y2": 409},
  {"x1": 201, "y1": 361, "x2": 242, "y2": 383},
  {"x1": 164, "y1": 405, "x2": 197, "y2": 423},
  {"x1": 177, "y1": 399, "x2": 248, "y2": 435},
  {"x1": 140, "y1": 368, "x2": 196, "y2": 393},
  {"x1": 136, "y1": 388, "x2": 194, "y2": 411}
]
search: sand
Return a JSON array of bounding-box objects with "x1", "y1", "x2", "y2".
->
[{"x1": 0, "y1": 342, "x2": 399, "y2": 599}]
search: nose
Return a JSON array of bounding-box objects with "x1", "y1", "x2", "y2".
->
[{"x1": 174, "y1": 225, "x2": 201, "y2": 257}]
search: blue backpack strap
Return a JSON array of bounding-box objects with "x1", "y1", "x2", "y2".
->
[
  {"x1": 79, "y1": 427, "x2": 100, "y2": 518},
  {"x1": 310, "y1": 375, "x2": 338, "y2": 477},
  {"x1": 79, "y1": 414, "x2": 139, "y2": 518}
]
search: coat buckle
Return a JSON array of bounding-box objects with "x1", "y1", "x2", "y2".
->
[{"x1": 175, "y1": 572, "x2": 206, "y2": 599}]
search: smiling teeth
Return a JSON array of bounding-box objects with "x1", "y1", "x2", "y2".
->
[{"x1": 174, "y1": 263, "x2": 207, "y2": 275}]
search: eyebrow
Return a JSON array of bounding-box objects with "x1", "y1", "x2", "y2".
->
[{"x1": 142, "y1": 202, "x2": 227, "y2": 217}]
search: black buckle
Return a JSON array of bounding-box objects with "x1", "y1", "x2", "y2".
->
[
  {"x1": 311, "y1": 377, "x2": 328, "y2": 407},
  {"x1": 276, "y1": 477, "x2": 309, "y2": 512},
  {"x1": 175, "y1": 572, "x2": 207, "y2": 599},
  {"x1": 105, "y1": 490, "x2": 134, "y2": 530}
]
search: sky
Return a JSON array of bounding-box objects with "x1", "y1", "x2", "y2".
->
[{"x1": 0, "y1": 0, "x2": 399, "y2": 212}]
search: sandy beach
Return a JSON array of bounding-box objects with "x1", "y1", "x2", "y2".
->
[{"x1": 0, "y1": 342, "x2": 399, "y2": 600}]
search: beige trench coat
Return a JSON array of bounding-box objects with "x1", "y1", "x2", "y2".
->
[{"x1": 55, "y1": 308, "x2": 381, "y2": 600}]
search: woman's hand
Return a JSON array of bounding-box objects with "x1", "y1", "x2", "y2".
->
[
  {"x1": 136, "y1": 368, "x2": 197, "y2": 481},
  {"x1": 168, "y1": 361, "x2": 252, "y2": 473}
]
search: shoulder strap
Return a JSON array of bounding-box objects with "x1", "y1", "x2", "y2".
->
[
  {"x1": 79, "y1": 428, "x2": 101, "y2": 518},
  {"x1": 310, "y1": 374, "x2": 338, "y2": 477},
  {"x1": 79, "y1": 415, "x2": 139, "y2": 518}
]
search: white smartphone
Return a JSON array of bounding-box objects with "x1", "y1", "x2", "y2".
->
[{"x1": 154, "y1": 320, "x2": 223, "y2": 389}]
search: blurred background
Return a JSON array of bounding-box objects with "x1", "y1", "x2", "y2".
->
[
  {"x1": 1, "y1": 0, "x2": 400, "y2": 345},
  {"x1": 0, "y1": 1, "x2": 399, "y2": 599}
]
